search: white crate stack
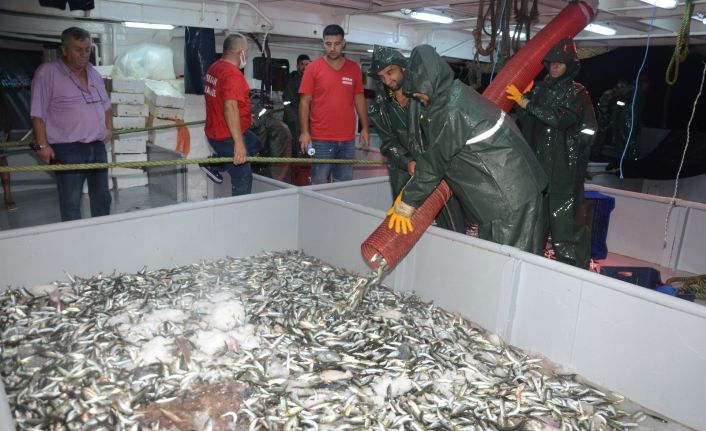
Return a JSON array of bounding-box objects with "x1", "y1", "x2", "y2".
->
[
  {"x1": 183, "y1": 94, "x2": 209, "y2": 202},
  {"x1": 146, "y1": 79, "x2": 210, "y2": 202},
  {"x1": 145, "y1": 79, "x2": 185, "y2": 153},
  {"x1": 109, "y1": 78, "x2": 149, "y2": 189}
]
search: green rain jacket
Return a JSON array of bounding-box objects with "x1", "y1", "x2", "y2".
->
[
  {"x1": 519, "y1": 41, "x2": 597, "y2": 194},
  {"x1": 516, "y1": 37, "x2": 597, "y2": 268},
  {"x1": 401, "y1": 45, "x2": 547, "y2": 229},
  {"x1": 368, "y1": 80, "x2": 416, "y2": 196}
]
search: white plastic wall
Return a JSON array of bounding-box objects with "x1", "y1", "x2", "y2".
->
[
  {"x1": 1, "y1": 182, "x2": 705, "y2": 430},
  {"x1": 586, "y1": 184, "x2": 706, "y2": 274}
]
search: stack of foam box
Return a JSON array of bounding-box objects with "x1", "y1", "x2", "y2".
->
[
  {"x1": 146, "y1": 79, "x2": 210, "y2": 202},
  {"x1": 144, "y1": 79, "x2": 185, "y2": 154},
  {"x1": 183, "y1": 93, "x2": 209, "y2": 201},
  {"x1": 109, "y1": 78, "x2": 149, "y2": 189}
]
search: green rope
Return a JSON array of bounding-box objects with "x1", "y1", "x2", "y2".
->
[
  {"x1": 665, "y1": 0, "x2": 694, "y2": 86},
  {"x1": 0, "y1": 156, "x2": 384, "y2": 173},
  {"x1": 0, "y1": 120, "x2": 207, "y2": 149}
]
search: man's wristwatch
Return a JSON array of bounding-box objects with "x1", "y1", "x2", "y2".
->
[{"x1": 31, "y1": 143, "x2": 48, "y2": 151}]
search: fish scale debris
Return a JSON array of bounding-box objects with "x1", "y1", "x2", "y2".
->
[{"x1": 1, "y1": 250, "x2": 644, "y2": 430}]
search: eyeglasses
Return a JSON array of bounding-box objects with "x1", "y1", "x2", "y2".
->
[{"x1": 67, "y1": 73, "x2": 104, "y2": 105}]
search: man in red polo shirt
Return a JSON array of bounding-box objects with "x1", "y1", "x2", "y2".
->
[
  {"x1": 201, "y1": 32, "x2": 262, "y2": 195},
  {"x1": 299, "y1": 24, "x2": 369, "y2": 184}
]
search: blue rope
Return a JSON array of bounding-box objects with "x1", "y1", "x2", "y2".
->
[{"x1": 620, "y1": 4, "x2": 657, "y2": 179}]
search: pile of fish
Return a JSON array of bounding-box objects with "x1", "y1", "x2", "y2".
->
[{"x1": 1, "y1": 251, "x2": 647, "y2": 430}]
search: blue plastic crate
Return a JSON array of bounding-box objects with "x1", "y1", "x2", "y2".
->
[
  {"x1": 600, "y1": 266, "x2": 662, "y2": 289},
  {"x1": 656, "y1": 284, "x2": 696, "y2": 302},
  {"x1": 585, "y1": 191, "x2": 615, "y2": 259}
]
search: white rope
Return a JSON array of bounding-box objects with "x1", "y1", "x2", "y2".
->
[{"x1": 662, "y1": 61, "x2": 706, "y2": 248}]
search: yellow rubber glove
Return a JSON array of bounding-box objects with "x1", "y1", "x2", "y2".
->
[
  {"x1": 505, "y1": 82, "x2": 533, "y2": 109},
  {"x1": 387, "y1": 199, "x2": 415, "y2": 235},
  {"x1": 386, "y1": 192, "x2": 403, "y2": 217}
]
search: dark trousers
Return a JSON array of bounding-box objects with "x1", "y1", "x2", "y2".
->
[
  {"x1": 51, "y1": 141, "x2": 111, "y2": 222},
  {"x1": 208, "y1": 130, "x2": 263, "y2": 196}
]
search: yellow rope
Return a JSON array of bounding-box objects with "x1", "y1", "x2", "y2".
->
[
  {"x1": 665, "y1": 0, "x2": 694, "y2": 86},
  {"x1": 0, "y1": 120, "x2": 207, "y2": 149},
  {"x1": 0, "y1": 156, "x2": 384, "y2": 173},
  {"x1": 665, "y1": 274, "x2": 706, "y2": 299}
]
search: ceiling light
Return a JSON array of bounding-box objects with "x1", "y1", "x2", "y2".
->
[
  {"x1": 585, "y1": 23, "x2": 617, "y2": 36},
  {"x1": 409, "y1": 10, "x2": 453, "y2": 24},
  {"x1": 638, "y1": 0, "x2": 677, "y2": 9},
  {"x1": 124, "y1": 22, "x2": 175, "y2": 30},
  {"x1": 366, "y1": 49, "x2": 374, "y2": 53}
]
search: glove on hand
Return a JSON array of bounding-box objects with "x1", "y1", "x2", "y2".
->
[
  {"x1": 505, "y1": 82, "x2": 533, "y2": 109},
  {"x1": 386, "y1": 192, "x2": 402, "y2": 217},
  {"x1": 387, "y1": 193, "x2": 415, "y2": 235}
]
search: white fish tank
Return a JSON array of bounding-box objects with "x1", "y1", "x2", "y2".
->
[{"x1": 1, "y1": 176, "x2": 704, "y2": 430}]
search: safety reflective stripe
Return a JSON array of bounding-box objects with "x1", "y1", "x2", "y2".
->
[{"x1": 466, "y1": 111, "x2": 505, "y2": 145}]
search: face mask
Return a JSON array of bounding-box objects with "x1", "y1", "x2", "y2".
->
[{"x1": 239, "y1": 52, "x2": 247, "y2": 69}]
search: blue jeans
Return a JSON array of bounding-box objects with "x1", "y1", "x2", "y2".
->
[
  {"x1": 208, "y1": 130, "x2": 263, "y2": 196},
  {"x1": 51, "y1": 141, "x2": 111, "y2": 222},
  {"x1": 310, "y1": 140, "x2": 355, "y2": 185}
]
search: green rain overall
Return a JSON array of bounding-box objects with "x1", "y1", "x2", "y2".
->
[
  {"x1": 517, "y1": 38, "x2": 597, "y2": 268},
  {"x1": 368, "y1": 46, "x2": 466, "y2": 233},
  {"x1": 400, "y1": 45, "x2": 547, "y2": 253}
]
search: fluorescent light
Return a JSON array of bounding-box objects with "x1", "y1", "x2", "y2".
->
[
  {"x1": 410, "y1": 11, "x2": 453, "y2": 24},
  {"x1": 585, "y1": 23, "x2": 617, "y2": 36},
  {"x1": 124, "y1": 22, "x2": 175, "y2": 30},
  {"x1": 638, "y1": 0, "x2": 677, "y2": 9}
]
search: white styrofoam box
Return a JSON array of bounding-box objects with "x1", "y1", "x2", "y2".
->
[
  {"x1": 110, "y1": 78, "x2": 145, "y2": 94},
  {"x1": 115, "y1": 153, "x2": 147, "y2": 163},
  {"x1": 185, "y1": 94, "x2": 205, "y2": 107},
  {"x1": 113, "y1": 116, "x2": 146, "y2": 130},
  {"x1": 166, "y1": 79, "x2": 185, "y2": 94},
  {"x1": 110, "y1": 92, "x2": 145, "y2": 105},
  {"x1": 145, "y1": 79, "x2": 185, "y2": 109},
  {"x1": 149, "y1": 104, "x2": 185, "y2": 120},
  {"x1": 187, "y1": 125, "x2": 210, "y2": 158},
  {"x1": 112, "y1": 173, "x2": 148, "y2": 189},
  {"x1": 184, "y1": 103, "x2": 206, "y2": 123},
  {"x1": 114, "y1": 131, "x2": 148, "y2": 142},
  {"x1": 148, "y1": 117, "x2": 177, "y2": 152},
  {"x1": 94, "y1": 65, "x2": 114, "y2": 78},
  {"x1": 113, "y1": 104, "x2": 148, "y2": 117},
  {"x1": 113, "y1": 137, "x2": 147, "y2": 154}
]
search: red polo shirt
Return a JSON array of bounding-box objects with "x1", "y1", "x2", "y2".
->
[
  {"x1": 299, "y1": 57, "x2": 363, "y2": 142},
  {"x1": 204, "y1": 60, "x2": 251, "y2": 140}
]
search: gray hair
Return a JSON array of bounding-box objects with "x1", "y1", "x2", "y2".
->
[
  {"x1": 61, "y1": 27, "x2": 91, "y2": 46},
  {"x1": 223, "y1": 33, "x2": 247, "y2": 54}
]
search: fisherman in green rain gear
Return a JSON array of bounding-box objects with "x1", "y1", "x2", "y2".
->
[
  {"x1": 367, "y1": 45, "x2": 466, "y2": 234},
  {"x1": 384, "y1": 44, "x2": 547, "y2": 254},
  {"x1": 506, "y1": 37, "x2": 597, "y2": 268}
]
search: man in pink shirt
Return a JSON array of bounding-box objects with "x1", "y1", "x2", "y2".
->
[
  {"x1": 299, "y1": 24, "x2": 369, "y2": 184},
  {"x1": 31, "y1": 27, "x2": 112, "y2": 222}
]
